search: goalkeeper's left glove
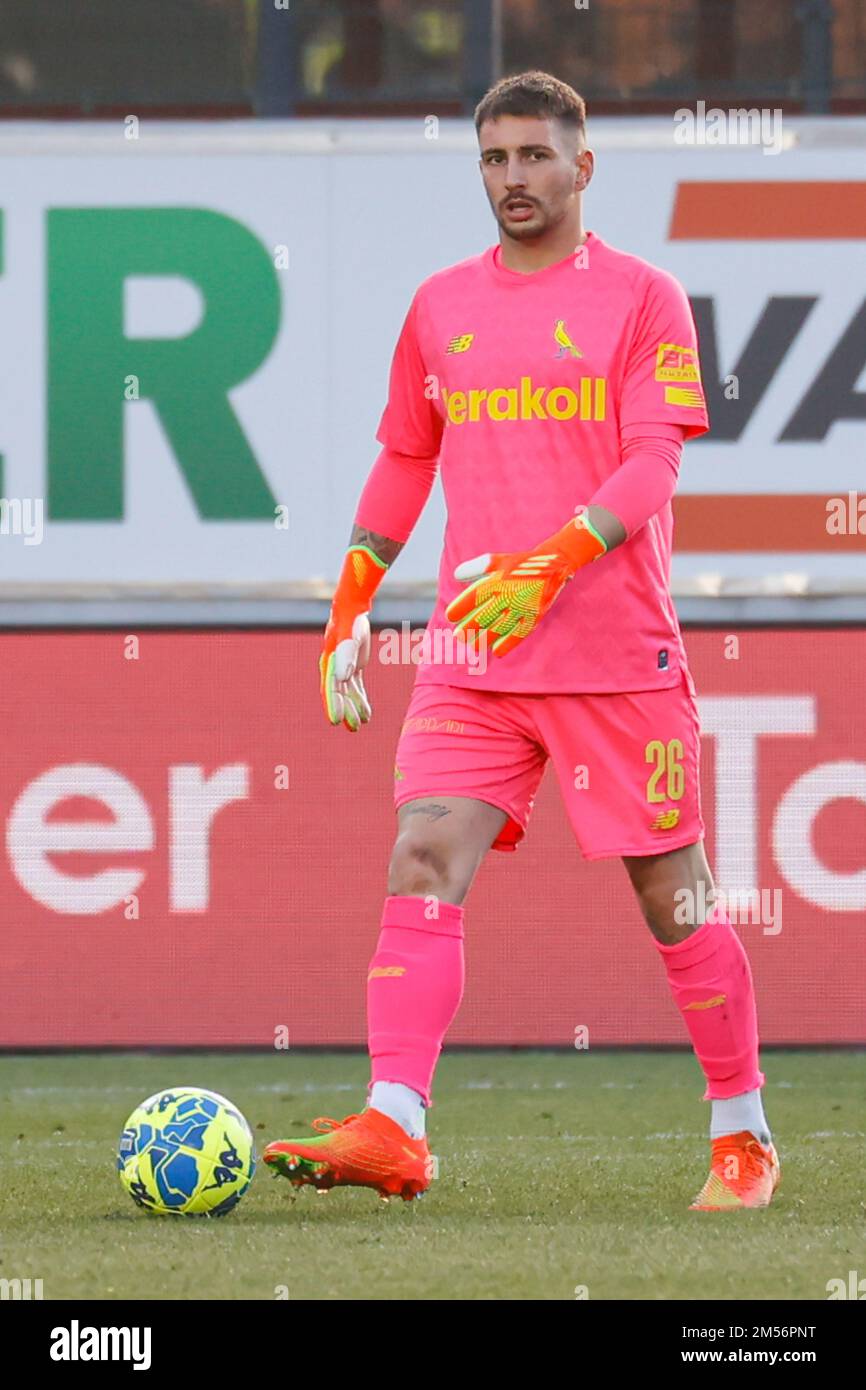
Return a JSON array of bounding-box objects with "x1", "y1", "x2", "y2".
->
[{"x1": 445, "y1": 510, "x2": 608, "y2": 659}]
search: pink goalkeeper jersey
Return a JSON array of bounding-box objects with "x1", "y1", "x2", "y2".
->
[{"x1": 375, "y1": 231, "x2": 710, "y2": 693}]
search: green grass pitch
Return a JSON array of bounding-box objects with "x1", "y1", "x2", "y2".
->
[{"x1": 1, "y1": 1050, "x2": 861, "y2": 1301}]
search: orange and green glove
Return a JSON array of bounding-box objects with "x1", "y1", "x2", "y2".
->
[
  {"x1": 445, "y1": 510, "x2": 608, "y2": 659},
  {"x1": 320, "y1": 546, "x2": 389, "y2": 731}
]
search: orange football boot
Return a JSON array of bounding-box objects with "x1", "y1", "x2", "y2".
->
[
  {"x1": 263, "y1": 1108, "x2": 433, "y2": 1203},
  {"x1": 689, "y1": 1130, "x2": 780, "y2": 1210}
]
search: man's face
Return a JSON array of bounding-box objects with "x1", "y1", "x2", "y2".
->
[{"x1": 477, "y1": 114, "x2": 592, "y2": 240}]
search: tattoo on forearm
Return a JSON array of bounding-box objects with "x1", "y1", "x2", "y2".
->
[
  {"x1": 350, "y1": 526, "x2": 405, "y2": 568},
  {"x1": 404, "y1": 802, "x2": 452, "y2": 822}
]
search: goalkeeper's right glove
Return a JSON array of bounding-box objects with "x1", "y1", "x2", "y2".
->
[{"x1": 320, "y1": 545, "x2": 389, "y2": 731}]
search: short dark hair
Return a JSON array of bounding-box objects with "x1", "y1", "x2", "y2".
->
[{"x1": 474, "y1": 70, "x2": 586, "y2": 143}]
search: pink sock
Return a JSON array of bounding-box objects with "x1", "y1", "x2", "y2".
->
[
  {"x1": 655, "y1": 910, "x2": 765, "y2": 1100},
  {"x1": 367, "y1": 894, "x2": 465, "y2": 1108}
]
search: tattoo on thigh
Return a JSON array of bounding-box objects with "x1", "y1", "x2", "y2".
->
[{"x1": 405, "y1": 802, "x2": 452, "y2": 822}]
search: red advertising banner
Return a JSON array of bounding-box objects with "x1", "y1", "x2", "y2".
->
[{"x1": 1, "y1": 630, "x2": 864, "y2": 1047}]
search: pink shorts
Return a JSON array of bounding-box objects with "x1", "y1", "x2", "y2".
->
[{"x1": 393, "y1": 670, "x2": 705, "y2": 859}]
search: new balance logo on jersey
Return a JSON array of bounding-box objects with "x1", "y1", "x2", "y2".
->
[{"x1": 446, "y1": 333, "x2": 474, "y2": 354}]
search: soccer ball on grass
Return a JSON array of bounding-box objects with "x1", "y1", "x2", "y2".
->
[{"x1": 117, "y1": 1087, "x2": 255, "y2": 1216}]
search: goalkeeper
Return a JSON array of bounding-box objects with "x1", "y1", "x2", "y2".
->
[{"x1": 264, "y1": 71, "x2": 778, "y2": 1212}]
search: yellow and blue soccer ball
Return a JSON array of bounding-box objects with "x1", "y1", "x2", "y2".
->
[{"x1": 117, "y1": 1087, "x2": 255, "y2": 1217}]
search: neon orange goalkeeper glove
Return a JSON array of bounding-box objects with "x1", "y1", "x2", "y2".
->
[
  {"x1": 445, "y1": 511, "x2": 608, "y2": 659},
  {"x1": 320, "y1": 545, "x2": 389, "y2": 731}
]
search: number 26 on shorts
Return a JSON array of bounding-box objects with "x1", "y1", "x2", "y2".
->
[{"x1": 645, "y1": 738, "x2": 685, "y2": 802}]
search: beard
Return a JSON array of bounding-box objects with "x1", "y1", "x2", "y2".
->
[{"x1": 496, "y1": 202, "x2": 549, "y2": 239}]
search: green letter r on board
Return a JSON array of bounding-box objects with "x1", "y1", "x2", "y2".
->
[{"x1": 48, "y1": 208, "x2": 281, "y2": 519}]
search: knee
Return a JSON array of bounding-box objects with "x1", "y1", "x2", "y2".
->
[
  {"x1": 625, "y1": 844, "x2": 715, "y2": 945},
  {"x1": 634, "y1": 877, "x2": 713, "y2": 945},
  {"x1": 387, "y1": 833, "x2": 467, "y2": 905},
  {"x1": 635, "y1": 886, "x2": 689, "y2": 945}
]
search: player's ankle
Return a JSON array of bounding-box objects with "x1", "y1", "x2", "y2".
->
[
  {"x1": 369, "y1": 1081, "x2": 426, "y2": 1139},
  {"x1": 709, "y1": 1089, "x2": 771, "y2": 1146}
]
